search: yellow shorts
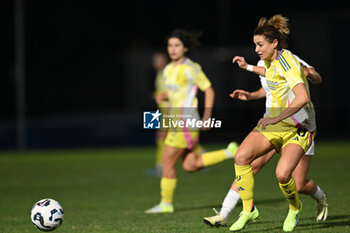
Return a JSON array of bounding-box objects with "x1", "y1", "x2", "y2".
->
[
  {"x1": 255, "y1": 122, "x2": 316, "y2": 152},
  {"x1": 165, "y1": 130, "x2": 199, "y2": 150}
]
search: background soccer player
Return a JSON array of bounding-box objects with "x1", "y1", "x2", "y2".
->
[
  {"x1": 147, "y1": 52, "x2": 207, "y2": 177},
  {"x1": 145, "y1": 29, "x2": 238, "y2": 214}
]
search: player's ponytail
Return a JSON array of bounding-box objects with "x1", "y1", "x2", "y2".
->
[
  {"x1": 268, "y1": 15, "x2": 290, "y2": 36},
  {"x1": 254, "y1": 14, "x2": 290, "y2": 50}
]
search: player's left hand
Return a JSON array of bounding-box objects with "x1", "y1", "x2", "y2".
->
[{"x1": 257, "y1": 117, "x2": 280, "y2": 130}]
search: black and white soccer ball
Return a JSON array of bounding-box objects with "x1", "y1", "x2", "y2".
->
[{"x1": 31, "y1": 198, "x2": 64, "y2": 231}]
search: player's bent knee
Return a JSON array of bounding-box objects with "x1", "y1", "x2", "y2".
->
[
  {"x1": 234, "y1": 151, "x2": 252, "y2": 165},
  {"x1": 275, "y1": 171, "x2": 291, "y2": 184},
  {"x1": 182, "y1": 162, "x2": 197, "y2": 172}
]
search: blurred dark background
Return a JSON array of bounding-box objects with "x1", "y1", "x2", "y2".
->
[{"x1": 1, "y1": 0, "x2": 349, "y2": 149}]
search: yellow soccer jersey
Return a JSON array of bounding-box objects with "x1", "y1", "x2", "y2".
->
[
  {"x1": 264, "y1": 49, "x2": 316, "y2": 132},
  {"x1": 163, "y1": 58, "x2": 211, "y2": 108}
]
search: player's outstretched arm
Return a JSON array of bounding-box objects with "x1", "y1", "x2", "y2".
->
[
  {"x1": 232, "y1": 56, "x2": 265, "y2": 76},
  {"x1": 229, "y1": 87, "x2": 266, "y2": 101}
]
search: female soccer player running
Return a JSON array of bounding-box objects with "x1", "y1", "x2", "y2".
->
[
  {"x1": 203, "y1": 57, "x2": 327, "y2": 227},
  {"x1": 224, "y1": 15, "x2": 318, "y2": 232},
  {"x1": 145, "y1": 29, "x2": 238, "y2": 214}
]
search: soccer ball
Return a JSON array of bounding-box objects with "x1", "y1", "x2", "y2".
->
[{"x1": 31, "y1": 198, "x2": 64, "y2": 231}]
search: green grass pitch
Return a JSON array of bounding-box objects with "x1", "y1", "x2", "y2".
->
[{"x1": 0, "y1": 141, "x2": 350, "y2": 233}]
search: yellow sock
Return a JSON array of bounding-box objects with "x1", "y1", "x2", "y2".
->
[
  {"x1": 155, "y1": 138, "x2": 165, "y2": 167},
  {"x1": 279, "y1": 177, "x2": 300, "y2": 211},
  {"x1": 160, "y1": 177, "x2": 177, "y2": 203},
  {"x1": 201, "y1": 149, "x2": 227, "y2": 167},
  {"x1": 235, "y1": 164, "x2": 254, "y2": 212}
]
